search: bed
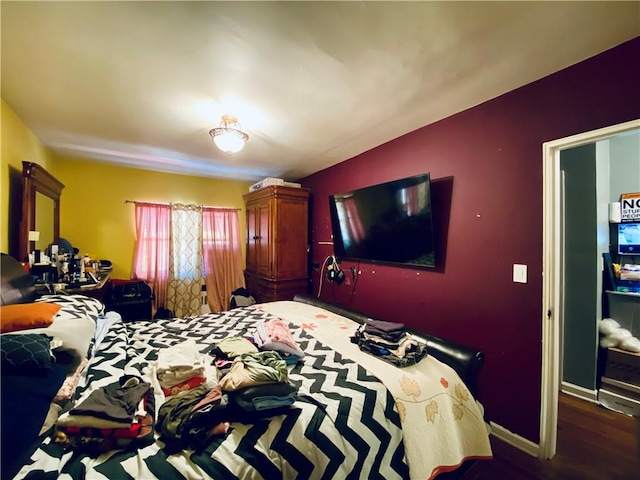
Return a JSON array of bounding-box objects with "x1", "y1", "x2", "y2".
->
[{"x1": 1, "y1": 253, "x2": 492, "y2": 479}]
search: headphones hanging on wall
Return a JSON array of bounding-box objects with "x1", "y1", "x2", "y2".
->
[{"x1": 326, "y1": 255, "x2": 345, "y2": 285}]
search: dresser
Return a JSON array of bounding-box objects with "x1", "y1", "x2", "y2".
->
[
  {"x1": 244, "y1": 186, "x2": 310, "y2": 302},
  {"x1": 62, "y1": 273, "x2": 112, "y2": 304}
]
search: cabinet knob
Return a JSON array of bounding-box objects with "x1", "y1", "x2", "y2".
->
[{"x1": 253, "y1": 236, "x2": 260, "y2": 240}]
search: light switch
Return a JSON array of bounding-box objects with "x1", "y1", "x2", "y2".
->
[{"x1": 513, "y1": 264, "x2": 527, "y2": 283}]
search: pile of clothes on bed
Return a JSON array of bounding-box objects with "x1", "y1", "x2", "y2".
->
[
  {"x1": 351, "y1": 318, "x2": 428, "y2": 367},
  {"x1": 52, "y1": 316, "x2": 304, "y2": 454},
  {"x1": 53, "y1": 374, "x2": 155, "y2": 452},
  {"x1": 155, "y1": 318, "x2": 302, "y2": 451}
]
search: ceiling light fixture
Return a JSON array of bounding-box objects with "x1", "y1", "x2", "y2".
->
[{"x1": 209, "y1": 115, "x2": 249, "y2": 154}]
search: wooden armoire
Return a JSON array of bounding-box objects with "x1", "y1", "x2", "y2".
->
[{"x1": 243, "y1": 186, "x2": 310, "y2": 302}]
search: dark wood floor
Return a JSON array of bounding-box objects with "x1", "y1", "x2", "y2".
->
[{"x1": 460, "y1": 393, "x2": 639, "y2": 480}]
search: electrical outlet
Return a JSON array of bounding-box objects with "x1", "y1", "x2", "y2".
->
[{"x1": 513, "y1": 264, "x2": 527, "y2": 283}]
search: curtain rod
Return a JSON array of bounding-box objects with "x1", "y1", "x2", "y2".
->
[{"x1": 124, "y1": 200, "x2": 241, "y2": 210}]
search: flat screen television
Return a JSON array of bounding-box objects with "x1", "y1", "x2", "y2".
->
[
  {"x1": 329, "y1": 173, "x2": 435, "y2": 268},
  {"x1": 618, "y1": 222, "x2": 640, "y2": 255}
]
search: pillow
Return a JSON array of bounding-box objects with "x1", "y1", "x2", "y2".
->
[
  {"x1": 36, "y1": 294, "x2": 105, "y2": 323},
  {"x1": 0, "y1": 303, "x2": 62, "y2": 333},
  {"x1": 3, "y1": 315, "x2": 96, "y2": 373},
  {"x1": 1, "y1": 333, "x2": 54, "y2": 375}
]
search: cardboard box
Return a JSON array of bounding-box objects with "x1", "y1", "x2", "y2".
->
[
  {"x1": 249, "y1": 178, "x2": 302, "y2": 192},
  {"x1": 603, "y1": 348, "x2": 640, "y2": 385},
  {"x1": 249, "y1": 177, "x2": 284, "y2": 192}
]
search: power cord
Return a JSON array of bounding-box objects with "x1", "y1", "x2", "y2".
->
[
  {"x1": 317, "y1": 255, "x2": 347, "y2": 297},
  {"x1": 316, "y1": 255, "x2": 332, "y2": 297},
  {"x1": 349, "y1": 264, "x2": 359, "y2": 295},
  {"x1": 327, "y1": 255, "x2": 345, "y2": 284}
]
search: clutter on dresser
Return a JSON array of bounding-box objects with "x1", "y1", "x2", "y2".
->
[{"x1": 27, "y1": 242, "x2": 112, "y2": 298}]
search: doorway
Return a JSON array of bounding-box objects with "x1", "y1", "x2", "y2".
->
[{"x1": 541, "y1": 119, "x2": 640, "y2": 460}]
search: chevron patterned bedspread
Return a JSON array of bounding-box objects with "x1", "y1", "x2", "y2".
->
[{"x1": 14, "y1": 302, "x2": 488, "y2": 480}]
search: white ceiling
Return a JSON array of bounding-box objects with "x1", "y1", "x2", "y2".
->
[{"x1": 2, "y1": 1, "x2": 638, "y2": 182}]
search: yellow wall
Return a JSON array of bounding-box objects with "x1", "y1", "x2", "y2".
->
[
  {"x1": 1, "y1": 97, "x2": 253, "y2": 276},
  {"x1": 1, "y1": 99, "x2": 56, "y2": 255},
  {"x1": 53, "y1": 157, "x2": 252, "y2": 279}
]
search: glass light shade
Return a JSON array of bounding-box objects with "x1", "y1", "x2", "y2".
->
[
  {"x1": 209, "y1": 115, "x2": 249, "y2": 154},
  {"x1": 213, "y1": 130, "x2": 246, "y2": 154}
]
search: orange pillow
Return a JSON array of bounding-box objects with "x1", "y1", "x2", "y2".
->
[{"x1": 0, "y1": 303, "x2": 62, "y2": 333}]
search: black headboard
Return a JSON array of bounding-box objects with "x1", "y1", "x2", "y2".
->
[
  {"x1": 293, "y1": 294, "x2": 485, "y2": 399},
  {"x1": 1, "y1": 253, "x2": 37, "y2": 306}
]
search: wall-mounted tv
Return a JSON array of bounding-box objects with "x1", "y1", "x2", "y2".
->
[
  {"x1": 329, "y1": 173, "x2": 435, "y2": 268},
  {"x1": 618, "y1": 222, "x2": 640, "y2": 255}
]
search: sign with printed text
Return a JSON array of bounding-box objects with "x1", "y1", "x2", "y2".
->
[{"x1": 620, "y1": 192, "x2": 640, "y2": 222}]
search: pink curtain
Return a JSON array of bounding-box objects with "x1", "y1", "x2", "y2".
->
[
  {"x1": 344, "y1": 197, "x2": 365, "y2": 242},
  {"x1": 202, "y1": 208, "x2": 245, "y2": 313},
  {"x1": 404, "y1": 185, "x2": 420, "y2": 215},
  {"x1": 132, "y1": 202, "x2": 171, "y2": 309}
]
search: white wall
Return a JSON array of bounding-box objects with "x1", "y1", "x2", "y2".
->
[{"x1": 609, "y1": 131, "x2": 640, "y2": 202}]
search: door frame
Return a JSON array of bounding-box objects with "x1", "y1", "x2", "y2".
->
[{"x1": 540, "y1": 118, "x2": 640, "y2": 460}]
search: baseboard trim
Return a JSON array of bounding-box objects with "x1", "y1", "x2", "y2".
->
[
  {"x1": 560, "y1": 382, "x2": 598, "y2": 403},
  {"x1": 489, "y1": 421, "x2": 539, "y2": 458}
]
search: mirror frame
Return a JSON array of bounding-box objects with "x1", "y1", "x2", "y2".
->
[{"x1": 19, "y1": 161, "x2": 65, "y2": 262}]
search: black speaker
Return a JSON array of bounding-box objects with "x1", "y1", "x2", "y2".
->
[{"x1": 108, "y1": 281, "x2": 153, "y2": 322}]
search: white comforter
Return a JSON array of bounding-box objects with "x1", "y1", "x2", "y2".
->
[{"x1": 260, "y1": 301, "x2": 493, "y2": 480}]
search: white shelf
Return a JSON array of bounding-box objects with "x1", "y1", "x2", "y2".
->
[{"x1": 606, "y1": 290, "x2": 640, "y2": 298}]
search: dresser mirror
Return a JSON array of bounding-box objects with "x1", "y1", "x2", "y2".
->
[
  {"x1": 19, "y1": 161, "x2": 65, "y2": 262},
  {"x1": 35, "y1": 192, "x2": 55, "y2": 251}
]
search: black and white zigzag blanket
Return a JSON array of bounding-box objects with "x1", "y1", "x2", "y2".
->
[{"x1": 15, "y1": 305, "x2": 410, "y2": 480}]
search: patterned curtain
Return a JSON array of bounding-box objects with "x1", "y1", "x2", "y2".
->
[
  {"x1": 131, "y1": 203, "x2": 171, "y2": 310},
  {"x1": 166, "y1": 204, "x2": 203, "y2": 318},
  {"x1": 202, "y1": 208, "x2": 245, "y2": 313}
]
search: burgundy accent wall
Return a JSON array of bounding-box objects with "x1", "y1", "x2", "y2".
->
[{"x1": 300, "y1": 38, "x2": 640, "y2": 444}]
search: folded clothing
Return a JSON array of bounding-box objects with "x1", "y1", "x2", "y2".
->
[
  {"x1": 279, "y1": 352, "x2": 301, "y2": 365},
  {"x1": 234, "y1": 381, "x2": 298, "y2": 400},
  {"x1": 156, "y1": 340, "x2": 207, "y2": 388},
  {"x1": 254, "y1": 318, "x2": 305, "y2": 358},
  {"x1": 352, "y1": 325, "x2": 428, "y2": 367},
  {"x1": 232, "y1": 393, "x2": 296, "y2": 412},
  {"x1": 157, "y1": 384, "x2": 230, "y2": 452},
  {"x1": 69, "y1": 375, "x2": 151, "y2": 423},
  {"x1": 161, "y1": 376, "x2": 206, "y2": 398},
  {"x1": 230, "y1": 381, "x2": 298, "y2": 412},
  {"x1": 53, "y1": 388, "x2": 155, "y2": 453},
  {"x1": 218, "y1": 351, "x2": 289, "y2": 392},
  {"x1": 363, "y1": 318, "x2": 407, "y2": 342},
  {"x1": 212, "y1": 336, "x2": 258, "y2": 359}
]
